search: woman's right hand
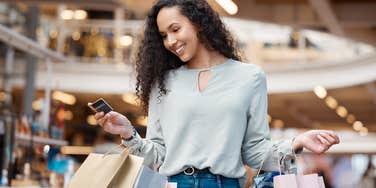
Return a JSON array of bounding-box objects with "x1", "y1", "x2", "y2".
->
[{"x1": 88, "y1": 103, "x2": 134, "y2": 139}]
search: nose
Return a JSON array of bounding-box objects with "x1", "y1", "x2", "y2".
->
[{"x1": 167, "y1": 35, "x2": 177, "y2": 47}]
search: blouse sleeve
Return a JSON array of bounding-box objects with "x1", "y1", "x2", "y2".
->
[
  {"x1": 122, "y1": 87, "x2": 166, "y2": 171},
  {"x1": 241, "y1": 68, "x2": 299, "y2": 172}
]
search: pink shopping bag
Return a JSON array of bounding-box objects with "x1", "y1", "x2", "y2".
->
[
  {"x1": 274, "y1": 173, "x2": 325, "y2": 188},
  {"x1": 296, "y1": 174, "x2": 319, "y2": 188},
  {"x1": 273, "y1": 174, "x2": 298, "y2": 188},
  {"x1": 318, "y1": 176, "x2": 326, "y2": 188}
]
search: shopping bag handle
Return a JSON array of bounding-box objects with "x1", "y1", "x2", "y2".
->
[
  {"x1": 255, "y1": 138, "x2": 300, "y2": 177},
  {"x1": 255, "y1": 142, "x2": 278, "y2": 178},
  {"x1": 103, "y1": 144, "x2": 129, "y2": 158}
]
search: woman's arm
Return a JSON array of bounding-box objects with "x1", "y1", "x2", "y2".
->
[
  {"x1": 122, "y1": 87, "x2": 166, "y2": 170},
  {"x1": 241, "y1": 68, "x2": 339, "y2": 171}
]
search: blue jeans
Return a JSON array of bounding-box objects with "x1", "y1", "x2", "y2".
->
[{"x1": 168, "y1": 172, "x2": 240, "y2": 188}]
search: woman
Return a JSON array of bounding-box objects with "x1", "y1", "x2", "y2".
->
[{"x1": 90, "y1": 0, "x2": 340, "y2": 187}]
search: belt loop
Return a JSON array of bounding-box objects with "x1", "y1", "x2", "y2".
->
[{"x1": 216, "y1": 175, "x2": 222, "y2": 188}]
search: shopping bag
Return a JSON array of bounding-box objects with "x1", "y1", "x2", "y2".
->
[
  {"x1": 273, "y1": 155, "x2": 326, "y2": 188},
  {"x1": 318, "y1": 176, "x2": 325, "y2": 188},
  {"x1": 67, "y1": 147, "x2": 144, "y2": 188},
  {"x1": 134, "y1": 165, "x2": 167, "y2": 188},
  {"x1": 273, "y1": 172, "x2": 326, "y2": 188},
  {"x1": 296, "y1": 174, "x2": 319, "y2": 188},
  {"x1": 273, "y1": 174, "x2": 298, "y2": 188}
]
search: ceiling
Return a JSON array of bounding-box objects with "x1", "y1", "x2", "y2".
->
[
  {"x1": 6, "y1": 0, "x2": 376, "y2": 45},
  {"x1": 268, "y1": 83, "x2": 376, "y2": 132},
  {"x1": 118, "y1": 0, "x2": 376, "y2": 46}
]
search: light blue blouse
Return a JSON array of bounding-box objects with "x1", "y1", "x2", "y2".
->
[{"x1": 123, "y1": 59, "x2": 296, "y2": 186}]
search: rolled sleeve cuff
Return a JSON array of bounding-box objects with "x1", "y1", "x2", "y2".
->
[
  {"x1": 277, "y1": 138, "x2": 302, "y2": 174},
  {"x1": 121, "y1": 133, "x2": 144, "y2": 153},
  {"x1": 278, "y1": 137, "x2": 303, "y2": 157}
]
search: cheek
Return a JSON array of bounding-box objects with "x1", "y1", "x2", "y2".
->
[{"x1": 186, "y1": 33, "x2": 199, "y2": 51}]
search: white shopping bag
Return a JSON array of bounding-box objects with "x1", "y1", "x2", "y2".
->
[{"x1": 134, "y1": 166, "x2": 167, "y2": 188}]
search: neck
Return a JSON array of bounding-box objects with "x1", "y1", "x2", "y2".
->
[{"x1": 185, "y1": 46, "x2": 227, "y2": 69}]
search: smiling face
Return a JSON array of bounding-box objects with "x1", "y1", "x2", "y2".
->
[{"x1": 156, "y1": 6, "x2": 203, "y2": 62}]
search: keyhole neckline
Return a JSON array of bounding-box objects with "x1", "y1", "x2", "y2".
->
[{"x1": 180, "y1": 58, "x2": 232, "y2": 72}]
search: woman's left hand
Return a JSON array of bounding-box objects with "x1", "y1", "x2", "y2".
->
[{"x1": 292, "y1": 130, "x2": 340, "y2": 154}]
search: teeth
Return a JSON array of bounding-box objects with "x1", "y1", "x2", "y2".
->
[{"x1": 176, "y1": 46, "x2": 184, "y2": 54}]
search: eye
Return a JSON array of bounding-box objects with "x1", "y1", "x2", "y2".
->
[{"x1": 172, "y1": 27, "x2": 180, "y2": 32}]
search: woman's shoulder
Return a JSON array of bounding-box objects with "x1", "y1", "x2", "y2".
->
[{"x1": 229, "y1": 59, "x2": 266, "y2": 80}]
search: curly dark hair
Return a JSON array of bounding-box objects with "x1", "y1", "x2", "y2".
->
[{"x1": 135, "y1": 0, "x2": 242, "y2": 114}]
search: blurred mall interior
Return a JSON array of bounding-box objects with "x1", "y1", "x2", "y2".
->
[{"x1": 0, "y1": 0, "x2": 375, "y2": 187}]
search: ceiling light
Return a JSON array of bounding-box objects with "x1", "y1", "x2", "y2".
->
[
  {"x1": 87, "y1": 115, "x2": 97, "y2": 126},
  {"x1": 313, "y1": 85, "x2": 327, "y2": 99},
  {"x1": 359, "y1": 126, "x2": 368, "y2": 136},
  {"x1": 346, "y1": 114, "x2": 356, "y2": 124},
  {"x1": 122, "y1": 93, "x2": 139, "y2": 106},
  {"x1": 61, "y1": 10, "x2": 74, "y2": 20},
  {"x1": 267, "y1": 114, "x2": 272, "y2": 123},
  {"x1": 74, "y1": 10, "x2": 87, "y2": 20},
  {"x1": 325, "y1": 96, "x2": 338, "y2": 109},
  {"x1": 353, "y1": 121, "x2": 363, "y2": 131},
  {"x1": 52, "y1": 91, "x2": 76, "y2": 105},
  {"x1": 119, "y1": 35, "x2": 133, "y2": 47},
  {"x1": 215, "y1": 0, "x2": 238, "y2": 15},
  {"x1": 272, "y1": 119, "x2": 284, "y2": 128},
  {"x1": 335, "y1": 106, "x2": 348, "y2": 118},
  {"x1": 72, "y1": 31, "x2": 81, "y2": 41}
]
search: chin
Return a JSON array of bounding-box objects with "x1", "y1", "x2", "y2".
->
[{"x1": 179, "y1": 55, "x2": 191, "y2": 63}]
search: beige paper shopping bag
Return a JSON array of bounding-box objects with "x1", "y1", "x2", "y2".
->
[{"x1": 67, "y1": 147, "x2": 144, "y2": 188}]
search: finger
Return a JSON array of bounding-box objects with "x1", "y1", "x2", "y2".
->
[
  {"x1": 319, "y1": 130, "x2": 340, "y2": 144},
  {"x1": 102, "y1": 123, "x2": 111, "y2": 132},
  {"x1": 94, "y1": 112, "x2": 104, "y2": 120},
  {"x1": 327, "y1": 132, "x2": 340, "y2": 144},
  {"x1": 317, "y1": 134, "x2": 330, "y2": 146},
  {"x1": 107, "y1": 111, "x2": 116, "y2": 116},
  {"x1": 104, "y1": 112, "x2": 112, "y2": 119},
  {"x1": 330, "y1": 132, "x2": 340, "y2": 144},
  {"x1": 319, "y1": 132, "x2": 336, "y2": 144},
  {"x1": 103, "y1": 121, "x2": 115, "y2": 133},
  {"x1": 97, "y1": 115, "x2": 108, "y2": 126}
]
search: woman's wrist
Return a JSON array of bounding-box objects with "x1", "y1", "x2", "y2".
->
[{"x1": 120, "y1": 126, "x2": 134, "y2": 139}]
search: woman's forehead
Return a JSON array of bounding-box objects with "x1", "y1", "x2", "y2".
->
[{"x1": 157, "y1": 7, "x2": 187, "y2": 31}]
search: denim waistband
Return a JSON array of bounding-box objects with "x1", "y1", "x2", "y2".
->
[{"x1": 170, "y1": 171, "x2": 239, "y2": 181}]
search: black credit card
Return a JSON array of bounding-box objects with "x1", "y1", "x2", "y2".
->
[{"x1": 91, "y1": 98, "x2": 113, "y2": 114}]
